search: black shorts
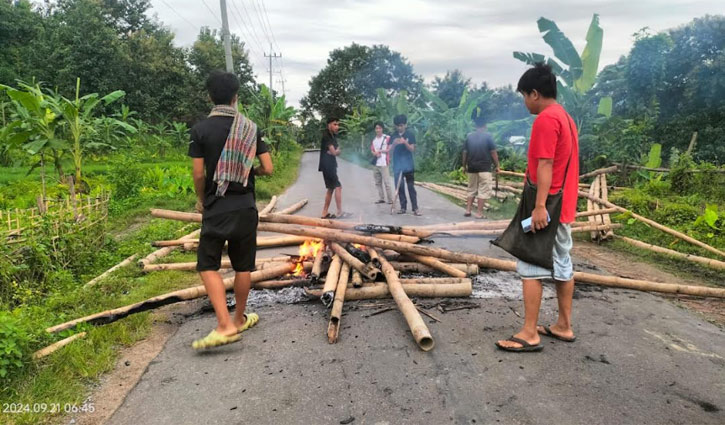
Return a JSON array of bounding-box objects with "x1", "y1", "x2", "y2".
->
[
  {"x1": 322, "y1": 169, "x2": 341, "y2": 189},
  {"x1": 197, "y1": 207, "x2": 258, "y2": 272}
]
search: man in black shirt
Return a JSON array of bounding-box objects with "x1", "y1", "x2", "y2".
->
[
  {"x1": 391, "y1": 114, "x2": 420, "y2": 215},
  {"x1": 462, "y1": 116, "x2": 499, "y2": 218},
  {"x1": 318, "y1": 117, "x2": 349, "y2": 218},
  {"x1": 187, "y1": 71, "x2": 273, "y2": 349}
]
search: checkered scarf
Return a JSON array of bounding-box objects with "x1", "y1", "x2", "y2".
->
[{"x1": 208, "y1": 105, "x2": 258, "y2": 197}]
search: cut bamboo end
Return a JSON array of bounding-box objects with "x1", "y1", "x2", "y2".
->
[
  {"x1": 33, "y1": 332, "x2": 87, "y2": 359},
  {"x1": 328, "y1": 263, "x2": 350, "y2": 344},
  {"x1": 321, "y1": 255, "x2": 342, "y2": 306}
]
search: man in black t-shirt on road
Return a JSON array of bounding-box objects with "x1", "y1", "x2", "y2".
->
[
  {"x1": 318, "y1": 117, "x2": 349, "y2": 219},
  {"x1": 187, "y1": 71, "x2": 273, "y2": 349}
]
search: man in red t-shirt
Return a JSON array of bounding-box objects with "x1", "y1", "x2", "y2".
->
[{"x1": 496, "y1": 63, "x2": 580, "y2": 353}]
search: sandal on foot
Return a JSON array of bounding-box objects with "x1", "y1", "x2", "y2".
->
[
  {"x1": 375, "y1": 200, "x2": 386, "y2": 204},
  {"x1": 464, "y1": 212, "x2": 472, "y2": 217},
  {"x1": 337, "y1": 212, "x2": 353, "y2": 219},
  {"x1": 538, "y1": 325, "x2": 576, "y2": 342},
  {"x1": 413, "y1": 210, "x2": 422, "y2": 216},
  {"x1": 495, "y1": 336, "x2": 543, "y2": 352},
  {"x1": 321, "y1": 213, "x2": 336, "y2": 219},
  {"x1": 192, "y1": 330, "x2": 241, "y2": 350},
  {"x1": 237, "y1": 313, "x2": 260, "y2": 333}
]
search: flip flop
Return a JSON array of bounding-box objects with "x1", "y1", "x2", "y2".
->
[
  {"x1": 495, "y1": 336, "x2": 543, "y2": 352},
  {"x1": 321, "y1": 213, "x2": 336, "y2": 219},
  {"x1": 538, "y1": 325, "x2": 576, "y2": 342},
  {"x1": 464, "y1": 212, "x2": 472, "y2": 217},
  {"x1": 336, "y1": 212, "x2": 353, "y2": 219},
  {"x1": 192, "y1": 330, "x2": 241, "y2": 350},
  {"x1": 237, "y1": 313, "x2": 260, "y2": 333}
]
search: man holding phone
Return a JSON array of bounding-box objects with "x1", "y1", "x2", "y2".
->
[{"x1": 495, "y1": 63, "x2": 580, "y2": 352}]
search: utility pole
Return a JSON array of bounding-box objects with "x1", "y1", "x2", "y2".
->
[
  {"x1": 219, "y1": 0, "x2": 234, "y2": 73},
  {"x1": 264, "y1": 43, "x2": 281, "y2": 92}
]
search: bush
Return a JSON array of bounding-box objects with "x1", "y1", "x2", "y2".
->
[{"x1": 0, "y1": 311, "x2": 32, "y2": 381}]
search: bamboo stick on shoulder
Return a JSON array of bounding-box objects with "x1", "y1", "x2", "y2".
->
[
  {"x1": 579, "y1": 190, "x2": 725, "y2": 259},
  {"x1": 258, "y1": 195, "x2": 278, "y2": 215},
  {"x1": 329, "y1": 242, "x2": 381, "y2": 281},
  {"x1": 375, "y1": 249, "x2": 435, "y2": 351},
  {"x1": 328, "y1": 263, "x2": 350, "y2": 344},
  {"x1": 85, "y1": 254, "x2": 138, "y2": 287},
  {"x1": 47, "y1": 262, "x2": 296, "y2": 334}
]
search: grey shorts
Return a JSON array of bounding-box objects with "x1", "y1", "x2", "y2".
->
[{"x1": 516, "y1": 223, "x2": 573, "y2": 281}]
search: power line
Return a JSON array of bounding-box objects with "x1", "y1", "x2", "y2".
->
[
  {"x1": 255, "y1": 0, "x2": 286, "y2": 83},
  {"x1": 201, "y1": 0, "x2": 222, "y2": 26},
  {"x1": 229, "y1": 0, "x2": 267, "y2": 64},
  {"x1": 234, "y1": 0, "x2": 268, "y2": 56},
  {"x1": 225, "y1": 1, "x2": 264, "y2": 64},
  {"x1": 158, "y1": 0, "x2": 199, "y2": 32},
  {"x1": 249, "y1": 0, "x2": 274, "y2": 46}
]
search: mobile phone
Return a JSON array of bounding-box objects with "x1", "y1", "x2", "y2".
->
[{"x1": 521, "y1": 212, "x2": 550, "y2": 233}]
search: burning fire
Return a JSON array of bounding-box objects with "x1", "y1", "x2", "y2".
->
[
  {"x1": 292, "y1": 240, "x2": 324, "y2": 276},
  {"x1": 352, "y1": 243, "x2": 366, "y2": 251}
]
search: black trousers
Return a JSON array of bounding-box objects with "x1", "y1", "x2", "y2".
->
[{"x1": 394, "y1": 170, "x2": 418, "y2": 211}]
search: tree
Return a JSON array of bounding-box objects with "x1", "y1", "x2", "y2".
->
[
  {"x1": 432, "y1": 70, "x2": 472, "y2": 109},
  {"x1": 301, "y1": 43, "x2": 422, "y2": 119},
  {"x1": 626, "y1": 29, "x2": 672, "y2": 113},
  {"x1": 0, "y1": 0, "x2": 43, "y2": 86}
]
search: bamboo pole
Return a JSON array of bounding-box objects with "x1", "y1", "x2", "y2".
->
[
  {"x1": 153, "y1": 235, "x2": 317, "y2": 248},
  {"x1": 576, "y1": 207, "x2": 619, "y2": 218},
  {"x1": 351, "y1": 269, "x2": 363, "y2": 288},
  {"x1": 33, "y1": 332, "x2": 87, "y2": 359},
  {"x1": 305, "y1": 280, "x2": 472, "y2": 300},
  {"x1": 142, "y1": 259, "x2": 306, "y2": 273},
  {"x1": 617, "y1": 236, "x2": 725, "y2": 271},
  {"x1": 321, "y1": 255, "x2": 342, "y2": 306},
  {"x1": 599, "y1": 174, "x2": 614, "y2": 240},
  {"x1": 399, "y1": 224, "x2": 622, "y2": 237},
  {"x1": 259, "y1": 195, "x2": 278, "y2": 215},
  {"x1": 47, "y1": 263, "x2": 296, "y2": 333},
  {"x1": 309, "y1": 243, "x2": 328, "y2": 283},
  {"x1": 587, "y1": 178, "x2": 599, "y2": 240},
  {"x1": 408, "y1": 254, "x2": 467, "y2": 278},
  {"x1": 254, "y1": 278, "x2": 310, "y2": 289},
  {"x1": 260, "y1": 222, "x2": 725, "y2": 298},
  {"x1": 376, "y1": 249, "x2": 435, "y2": 351},
  {"x1": 579, "y1": 165, "x2": 619, "y2": 180},
  {"x1": 579, "y1": 190, "x2": 725, "y2": 259},
  {"x1": 329, "y1": 242, "x2": 381, "y2": 281},
  {"x1": 399, "y1": 277, "x2": 471, "y2": 285},
  {"x1": 138, "y1": 229, "x2": 200, "y2": 267},
  {"x1": 497, "y1": 170, "x2": 525, "y2": 178},
  {"x1": 275, "y1": 199, "x2": 308, "y2": 215},
  {"x1": 85, "y1": 254, "x2": 138, "y2": 287},
  {"x1": 328, "y1": 263, "x2": 350, "y2": 343},
  {"x1": 390, "y1": 262, "x2": 479, "y2": 275}
]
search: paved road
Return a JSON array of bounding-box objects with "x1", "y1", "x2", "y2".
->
[{"x1": 108, "y1": 153, "x2": 725, "y2": 425}]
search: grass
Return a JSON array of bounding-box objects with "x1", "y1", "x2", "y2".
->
[{"x1": 0, "y1": 145, "x2": 303, "y2": 425}]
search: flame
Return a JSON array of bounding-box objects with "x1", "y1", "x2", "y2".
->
[
  {"x1": 352, "y1": 243, "x2": 366, "y2": 251},
  {"x1": 292, "y1": 240, "x2": 324, "y2": 277}
]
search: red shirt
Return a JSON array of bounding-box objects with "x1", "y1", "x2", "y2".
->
[{"x1": 526, "y1": 103, "x2": 580, "y2": 223}]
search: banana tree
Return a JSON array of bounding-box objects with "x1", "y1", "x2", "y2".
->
[
  {"x1": 57, "y1": 78, "x2": 125, "y2": 184},
  {"x1": 0, "y1": 82, "x2": 67, "y2": 199},
  {"x1": 240, "y1": 85, "x2": 296, "y2": 151},
  {"x1": 514, "y1": 14, "x2": 612, "y2": 128},
  {"x1": 339, "y1": 104, "x2": 374, "y2": 154}
]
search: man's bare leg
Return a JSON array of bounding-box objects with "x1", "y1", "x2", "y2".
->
[
  {"x1": 334, "y1": 186, "x2": 342, "y2": 214},
  {"x1": 476, "y1": 198, "x2": 486, "y2": 218},
  {"x1": 321, "y1": 188, "x2": 333, "y2": 217},
  {"x1": 465, "y1": 197, "x2": 474, "y2": 215},
  {"x1": 199, "y1": 271, "x2": 237, "y2": 336},
  {"x1": 232, "y1": 271, "x2": 252, "y2": 328},
  {"x1": 539, "y1": 278, "x2": 575, "y2": 339},
  {"x1": 497, "y1": 279, "x2": 543, "y2": 348}
]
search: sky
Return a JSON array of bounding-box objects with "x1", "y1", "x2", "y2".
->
[{"x1": 148, "y1": 0, "x2": 724, "y2": 108}]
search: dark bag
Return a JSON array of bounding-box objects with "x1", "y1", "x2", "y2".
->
[
  {"x1": 370, "y1": 155, "x2": 379, "y2": 166},
  {"x1": 491, "y1": 117, "x2": 575, "y2": 270}
]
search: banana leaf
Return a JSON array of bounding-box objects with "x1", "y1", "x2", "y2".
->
[{"x1": 574, "y1": 14, "x2": 604, "y2": 93}]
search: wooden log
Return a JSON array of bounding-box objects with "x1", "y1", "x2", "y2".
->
[
  {"x1": 328, "y1": 263, "x2": 350, "y2": 343},
  {"x1": 275, "y1": 199, "x2": 308, "y2": 215},
  {"x1": 376, "y1": 249, "x2": 435, "y2": 351},
  {"x1": 138, "y1": 229, "x2": 200, "y2": 267},
  {"x1": 329, "y1": 242, "x2": 381, "y2": 281},
  {"x1": 46, "y1": 263, "x2": 296, "y2": 333},
  {"x1": 260, "y1": 222, "x2": 725, "y2": 298},
  {"x1": 351, "y1": 269, "x2": 363, "y2": 288},
  {"x1": 579, "y1": 165, "x2": 619, "y2": 180},
  {"x1": 389, "y1": 262, "x2": 479, "y2": 275},
  {"x1": 33, "y1": 332, "x2": 87, "y2": 359},
  {"x1": 617, "y1": 236, "x2": 725, "y2": 271},
  {"x1": 306, "y1": 280, "x2": 472, "y2": 300},
  {"x1": 309, "y1": 242, "x2": 327, "y2": 282},
  {"x1": 85, "y1": 254, "x2": 138, "y2": 288},
  {"x1": 579, "y1": 190, "x2": 725, "y2": 259},
  {"x1": 259, "y1": 195, "x2": 278, "y2": 215},
  {"x1": 408, "y1": 255, "x2": 467, "y2": 278},
  {"x1": 599, "y1": 174, "x2": 614, "y2": 240},
  {"x1": 321, "y1": 255, "x2": 341, "y2": 306}
]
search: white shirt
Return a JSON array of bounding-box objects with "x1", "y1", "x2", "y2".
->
[{"x1": 372, "y1": 134, "x2": 389, "y2": 167}]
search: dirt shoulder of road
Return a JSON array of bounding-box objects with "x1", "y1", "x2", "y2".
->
[{"x1": 573, "y1": 241, "x2": 725, "y2": 327}]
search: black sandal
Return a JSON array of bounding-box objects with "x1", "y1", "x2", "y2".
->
[
  {"x1": 495, "y1": 336, "x2": 544, "y2": 352},
  {"x1": 538, "y1": 325, "x2": 576, "y2": 342}
]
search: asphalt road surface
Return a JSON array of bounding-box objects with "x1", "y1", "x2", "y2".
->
[{"x1": 107, "y1": 153, "x2": 724, "y2": 425}]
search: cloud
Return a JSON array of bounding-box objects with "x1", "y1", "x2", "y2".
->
[{"x1": 149, "y1": 0, "x2": 723, "y2": 108}]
